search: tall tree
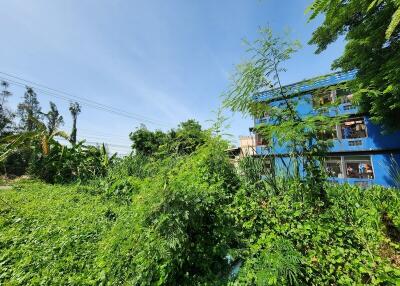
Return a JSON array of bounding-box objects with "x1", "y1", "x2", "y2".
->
[
  {"x1": 308, "y1": 0, "x2": 400, "y2": 132},
  {"x1": 17, "y1": 86, "x2": 43, "y2": 132},
  {"x1": 1, "y1": 81, "x2": 12, "y2": 107},
  {"x1": 224, "y1": 27, "x2": 342, "y2": 203},
  {"x1": 0, "y1": 81, "x2": 14, "y2": 136},
  {"x1": 45, "y1": 101, "x2": 64, "y2": 135},
  {"x1": 69, "y1": 102, "x2": 81, "y2": 145}
]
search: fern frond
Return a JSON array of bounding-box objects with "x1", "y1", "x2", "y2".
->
[{"x1": 386, "y1": 6, "x2": 400, "y2": 39}]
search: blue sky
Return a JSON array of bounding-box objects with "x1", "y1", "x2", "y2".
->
[{"x1": 0, "y1": 0, "x2": 345, "y2": 154}]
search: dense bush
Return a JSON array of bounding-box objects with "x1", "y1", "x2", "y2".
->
[
  {"x1": 1, "y1": 137, "x2": 400, "y2": 285},
  {"x1": 1, "y1": 134, "x2": 115, "y2": 184},
  {"x1": 229, "y1": 180, "x2": 400, "y2": 285},
  {"x1": 27, "y1": 140, "x2": 114, "y2": 183},
  {"x1": 0, "y1": 147, "x2": 31, "y2": 176},
  {"x1": 0, "y1": 137, "x2": 240, "y2": 285},
  {"x1": 97, "y1": 138, "x2": 239, "y2": 285}
]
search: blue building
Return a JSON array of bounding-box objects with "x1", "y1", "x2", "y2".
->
[{"x1": 252, "y1": 71, "x2": 400, "y2": 187}]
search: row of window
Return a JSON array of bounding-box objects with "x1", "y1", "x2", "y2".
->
[
  {"x1": 257, "y1": 155, "x2": 374, "y2": 180},
  {"x1": 325, "y1": 155, "x2": 374, "y2": 179},
  {"x1": 255, "y1": 116, "x2": 368, "y2": 146},
  {"x1": 320, "y1": 116, "x2": 367, "y2": 140},
  {"x1": 312, "y1": 87, "x2": 353, "y2": 107},
  {"x1": 313, "y1": 88, "x2": 364, "y2": 141}
]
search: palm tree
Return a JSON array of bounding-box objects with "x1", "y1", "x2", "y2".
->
[
  {"x1": 45, "y1": 101, "x2": 64, "y2": 135},
  {"x1": 0, "y1": 81, "x2": 14, "y2": 136},
  {"x1": 69, "y1": 102, "x2": 81, "y2": 145},
  {"x1": 1, "y1": 81, "x2": 12, "y2": 107}
]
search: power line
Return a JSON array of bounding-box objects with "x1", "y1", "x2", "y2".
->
[
  {"x1": 85, "y1": 142, "x2": 131, "y2": 149},
  {"x1": 0, "y1": 71, "x2": 164, "y2": 124},
  {"x1": 60, "y1": 124, "x2": 132, "y2": 140},
  {"x1": 64, "y1": 129, "x2": 130, "y2": 140},
  {"x1": 72, "y1": 127, "x2": 130, "y2": 138},
  {"x1": 4, "y1": 77, "x2": 166, "y2": 126},
  {"x1": 78, "y1": 134, "x2": 129, "y2": 141},
  {"x1": 57, "y1": 138, "x2": 131, "y2": 149},
  {"x1": 0, "y1": 72, "x2": 169, "y2": 127}
]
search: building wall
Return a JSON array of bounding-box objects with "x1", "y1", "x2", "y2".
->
[
  {"x1": 253, "y1": 71, "x2": 400, "y2": 187},
  {"x1": 328, "y1": 153, "x2": 400, "y2": 187},
  {"x1": 239, "y1": 136, "x2": 256, "y2": 156}
]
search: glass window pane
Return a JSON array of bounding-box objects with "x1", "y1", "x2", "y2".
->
[
  {"x1": 255, "y1": 133, "x2": 267, "y2": 146},
  {"x1": 344, "y1": 156, "x2": 374, "y2": 179},
  {"x1": 341, "y1": 117, "x2": 367, "y2": 139},
  {"x1": 336, "y1": 88, "x2": 353, "y2": 103},
  {"x1": 313, "y1": 90, "x2": 333, "y2": 107},
  {"x1": 325, "y1": 156, "x2": 343, "y2": 178}
]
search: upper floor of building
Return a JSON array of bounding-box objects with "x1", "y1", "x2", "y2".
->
[{"x1": 253, "y1": 71, "x2": 400, "y2": 154}]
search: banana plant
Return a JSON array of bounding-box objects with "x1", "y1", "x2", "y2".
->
[
  {"x1": 100, "y1": 143, "x2": 117, "y2": 168},
  {"x1": 0, "y1": 117, "x2": 68, "y2": 162}
]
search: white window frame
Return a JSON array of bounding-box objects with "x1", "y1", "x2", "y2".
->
[
  {"x1": 326, "y1": 155, "x2": 374, "y2": 180},
  {"x1": 343, "y1": 155, "x2": 374, "y2": 179}
]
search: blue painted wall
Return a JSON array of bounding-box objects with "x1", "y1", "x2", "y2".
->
[
  {"x1": 327, "y1": 153, "x2": 400, "y2": 187},
  {"x1": 253, "y1": 71, "x2": 400, "y2": 187}
]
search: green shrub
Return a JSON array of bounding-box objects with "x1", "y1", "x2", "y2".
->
[
  {"x1": 229, "y1": 181, "x2": 400, "y2": 285},
  {"x1": 232, "y1": 234, "x2": 302, "y2": 285},
  {"x1": 0, "y1": 181, "x2": 121, "y2": 284},
  {"x1": 97, "y1": 138, "x2": 239, "y2": 285},
  {"x1": 28, "y1": 141, "x2": 114, "y2": 183},
  {"x1": 2, "y1": 136, "x2": 400, "y2": 285}
]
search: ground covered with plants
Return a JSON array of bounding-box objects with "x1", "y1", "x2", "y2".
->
[
  {"x1": 1, "y1": 3, "x2": 400, "y2": 283},
  {"x1": 1, "y1": 134, "x2": 400, "y2": 285}
]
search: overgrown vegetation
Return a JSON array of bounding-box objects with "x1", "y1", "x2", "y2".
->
[
  {"x1": 308, "y1": 0, "x2": 400, "y2": 132},
  {"x1": 0, "y1": 83, "x2": 112, "y2": 183},
  {"x1": 2, "y1": 140, "x2": 400, "y2": 285},
  {"x1": 1, "y1": 2, "x2": 400, "y2": 284}
]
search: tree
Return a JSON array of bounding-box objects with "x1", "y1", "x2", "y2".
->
[
  {"x1": 45, "y1": 102, "x2": 64, "y2": 135},
  {"x1": 0, "y1": 81, "x2": 14, "y2": 137},
  {"x1": 308, "y1": 0, "x2": 400, "y2": 132},
  {"x1": 69, "y1": 102, "x2": 81, "y2": 145},
  {"x1": 1, "y1": 81, "x2": 12, "y2": 107},
  {"x1": 224, "y1": 28, "x2": 342, "y2": 204},
  {"x1": 0, "y1": 112, "x2": 68, "y2": 177},
  {"x1": 17, "y1": 86, "x2": 43, "y2": 132},
  {"x1": 169, "y1": 119, "x2": 205, "y2": 155},
  {"x1": 129, "y1": 120, "x2": 206, "y2": 157},
  {"x1": 129, "y1": 124, "x2": 167, "y2": 156}
]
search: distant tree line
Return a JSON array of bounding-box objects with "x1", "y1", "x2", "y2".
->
[
  {"x1": 0, "y1": 81, "x2": 81, "y2": 143},
  {"x1": 129, "y1": 119, "x2": 206, "y2": 157},
  {"x1": 0, "y1": 81, "x2": 83, "y2": 177}
]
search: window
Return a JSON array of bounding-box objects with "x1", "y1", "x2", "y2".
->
[
  {"x1": 348, "y1": 140, "x2": 362, "y2": 146},
  {"x1": 255, "y1": 133, "x2": 267, "y2": 146},
  {"x1": 336, "y1": 88, "x2": 353, "y2": 104},
  {"x1": 318, "y1": 126, "x2": 338, "y2": 140},
  {"x1": 340, "y1": 117, "x2": 367, "y2": 139},
  {"x1": 325, "y1": 155, "x2": 374, "y2": 180},
  {"x1": 325, "y1": 156, "x2": 343, "y2": 178},
  {"x1": 313, "y1": 90, "x2": 334, "y2": 107},
  {"x1": 262, "y1": 158, "x2": 274, "y2": 175},
  {"x1": 343, "y1": 104, "x2": 355, "y2": 111},
  {"x1": 344, "y1": 156, "x2": 374, "y2": 179}
]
